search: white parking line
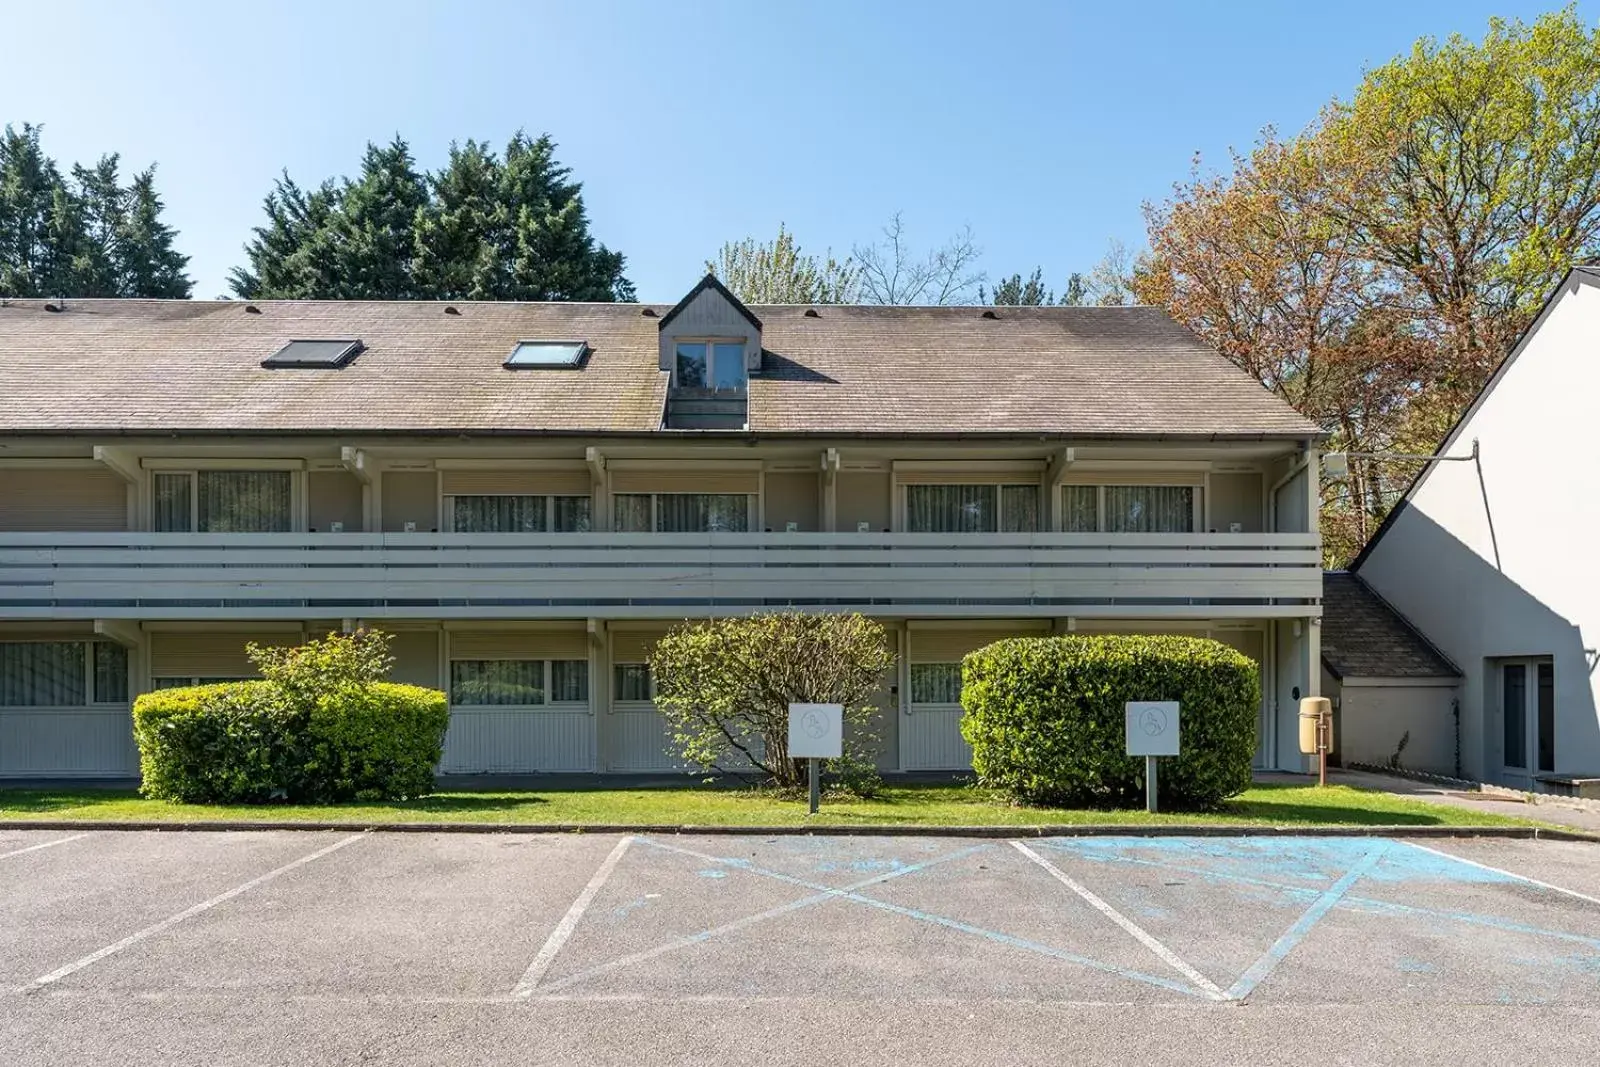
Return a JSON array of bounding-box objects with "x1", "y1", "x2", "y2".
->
[
  {"x1": 1011, "y1": 840, "x2": 1229, "y2": 1001},
  {"x1": 0, "y1": 833, "x2": 89, "y2": 860},
  {"x1": 24, "y1": 832, "x2": 366, "y2": 992},
  {"x1": 1405, "y1": 840, "x2": 1600, "y2": 908},
  {"x1": 511, "y1": 835, "x2": 634, "y2": 998}
]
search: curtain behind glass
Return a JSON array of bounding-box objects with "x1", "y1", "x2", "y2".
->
[
  {"x1": 153, "y1": 473, "x2": 193, "y2": 532},
  {"x1": 613, "y1": 494, "x2": 652, "y2": 532},
  {"x1": 1104, "y1": 486, "x2": 1194, "y2": 533},
  {"x1": 0, "y1": 642, "x2": 86, "y2": 706},
  {"x1": 550, "y1": 660, "x2": 589, "y2": 702},
  {"x1": 93, "y1": 643, "x2": 128, "y2": 704},
  {"x1": 999, "y1": 485, "x2": 1039, "y2": 532},
  {"x1": 906, "y1": 485, "x2": 994, "y2": 533},
  {"x1": 452, "y1": 496, "x2": 546, "y2": 533},
  {"x1": 450, "y1": 660, "x2": 545, "y2": 706},
  {"x1": 614, "y1": 663, "x2": 652, "y2": 701},
  {"x1": 1062, "y1": 486, "x2": 1099, "y2": 532},
  {"x1": 552, "y1": 496, "x2": 592, "y2": 532},
  {"x1": 198, "y1": 471, "x2": 292, "y2": 532},
  {"x1": 657, "y1": 494, "x2": 749, "y2": 532},
  {"x1": 910, "y1": 663, "x2": 962, "y2": 704}
]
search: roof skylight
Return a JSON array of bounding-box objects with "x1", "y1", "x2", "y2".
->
[
  {"x1": 505, "y1": 340, "x2": 588, "y2": 368},
  {"x1": 263, "y1": 339, "x2": 364, "y2": 368}
]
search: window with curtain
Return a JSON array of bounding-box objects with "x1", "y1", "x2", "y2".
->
[
  {"x1": 93, "y1": 642, "x2": 128, "y2": 704},
  {"x1": 1062, "y1": 485, "x2": 1099, "y2": 532},
  {"x1": 449, "y1": 495, "x2": 593, "y2": 533},
  {"x1": 552, "y1": 496, "x2": 592, "y2": 533},
  {"x1": 910, "y1": 663, "x2": 963, "y2": 704},
  {"x1": 0, "y1": 642, "x2": 86, "y2": 706},
  {"x1": 450, "y1": 660, "x2": 546, "y2": 706},
  {"x1": 452, "y1": 496, "x2": 547, "y2": 533},
  {"x1": 612, "y1": 494, "x2": 750, "y2": 533},
  {"x1": 157, "y1": 471, "x2": 292, "y2": 532},
  {"x1": 153, "y1": 472, "x2": 193, "y2": 532},
  {"x1": 150, "y1": 676, "x2": 248, "y2": 690},
  {"x1": 551, "y1": 660, "x2": 589, "y2": 702},
  {"x1": 612, "y1": 494, "x2": 653, "y2": 533},
  {"x1": 1104, "y1": 486, "x2": 1194, "y2": 533},
  {"x1": 1060, "y1": 486, "x2": 1195, "y2": 533},
  {"x1": 614, "y1": 663, "x2": 652, "y2": 701},
  {"x1": 200, "y1": 471, "x2": 293, "y2": 532},
  {"x1": 905, "y1": 484, "x2": 1039, "y2": 533}
]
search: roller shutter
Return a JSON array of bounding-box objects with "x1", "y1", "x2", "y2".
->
[
  {"x1": 611, "y1": 630, "x2": 667, "y2": 663},
  {"x1": 440, "y1": 470, "x2": 592, "y2": 496},
  {"x1": 449, "y1": 629, "x2": 588, "y2": 659},
  {"x1": 609, "y1": 470, "x2": 759, "y2": 494},
  {"x1": 149, "y1": 632, "x2": 301, "y2": 677},
  {"x1": 0, "y1": 469, "x2": 127, "y2": 531},
  {"x1": 909, "y1": 624, "x2": 1049, "y2": 663}
]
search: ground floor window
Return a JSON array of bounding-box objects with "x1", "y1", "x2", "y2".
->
[
  {"x1": 909, "y1": 662, "x2": 963, "y2": 704},
  {"x1": 612, "y1": 493, "x2": 751, "y2": 533},
  {"x1": 449, "y1": 659, "x2": 589, "y2": 706},
  {"x1": 0, "y1": 641, "x2": 127, "y2": 706},
  {"x1": 613, "y1": 662, "x2": 653, "y2": 701},
  {"x1": 150, "y1": 676, "x2": 249, "y2": 690}
]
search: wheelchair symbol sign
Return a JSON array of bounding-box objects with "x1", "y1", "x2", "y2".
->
[{"x1": 1125, "y1": 701, "x2": 1180, "y2": 757}]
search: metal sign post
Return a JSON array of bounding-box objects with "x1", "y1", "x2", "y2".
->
[
  {"x1": 1125, "y1": 701, "x2": 1181, "y2": 814},
  {"x1": 788, "y1": 703, "x2": 844, "y2": 815}
]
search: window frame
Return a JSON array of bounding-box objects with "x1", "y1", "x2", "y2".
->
[
  {"x1": 0, "y1": 640, "x2": 128, "y2": 708},
  {"x1": 150, "y1": 469, "x2": 299, "y2": 533},
  {"x1": 443, "y1": 493, "x2": 593, "y2": 533},
  {"x1": 1058, "y1": 484, "x2": 1202, "y2": 534},
  {"x1": 447, "y1": 658, "x2": 590, "y2": 708},
  {"x1": 149, "y1": 675, "x2": 252, "y2": 691},
  {"x1": 672, "y1": 338, "x2": 748, "y2": 392}
]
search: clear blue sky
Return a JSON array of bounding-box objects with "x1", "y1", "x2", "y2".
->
[{"x1": 2, "y1": 0, "x2": 1589, "y2": 300}]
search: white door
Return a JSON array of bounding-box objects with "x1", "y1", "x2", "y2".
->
[
  {"x1": 1497, "y1": 659, "x2": 1554, "y2": 789},
  {"x1": 901, "y1": 703, "x2": 973, "y2": 771}
]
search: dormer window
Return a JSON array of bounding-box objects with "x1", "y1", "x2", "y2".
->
[{"x1": 674, "y1": 341, "x2": 747, "y2": 390}]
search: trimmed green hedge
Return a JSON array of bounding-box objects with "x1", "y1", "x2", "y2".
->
[
  {"x1": 960, "y1": 635, "x2": 1259, "y2": 810},
  {"x1": 133, "y1": 681, "x2": 448, "y2": 804}
]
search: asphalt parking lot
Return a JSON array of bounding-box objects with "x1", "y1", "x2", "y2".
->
[{"x1": 2, "y1": 828, "x2": 1598, "y2": 1066}]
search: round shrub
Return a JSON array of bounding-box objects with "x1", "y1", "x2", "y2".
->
[
  {"x1": 132, "y1": 629, "x2": 449, "y2": 804},
  {"x1": 960, "y1": 634, "x2": 1259, "y2": 810}
]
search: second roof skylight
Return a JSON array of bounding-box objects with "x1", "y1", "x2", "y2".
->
[{"x1": 505, "y1": 340, "x2": 588, "y2": 368}]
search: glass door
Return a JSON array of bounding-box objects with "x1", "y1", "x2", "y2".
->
[{"x1": 1499, "y1": 659, "x2": 1554, "y2": 788}]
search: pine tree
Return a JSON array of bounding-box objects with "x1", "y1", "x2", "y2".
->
[
  {"x1": 0, "y1": 124, "x2": 192, "y2": 298},
  {"x1": 234, "y1": 131, "x2": 633, "y2": 301},
  {"x1": 985, "y1": 267, "x2": 1053, "y2": 306}
]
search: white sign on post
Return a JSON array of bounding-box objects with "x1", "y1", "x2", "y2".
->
[
  {"x1": 1125, "y1": 701, "x2": 1181, "y2": 757},
  {"x1": 787, "y1": 703, "x2": 844, "y2": 759}
]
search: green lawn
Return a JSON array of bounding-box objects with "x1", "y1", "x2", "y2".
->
[{"x1": 0, "y1": 782, "x2": 1549, "y2": 829}]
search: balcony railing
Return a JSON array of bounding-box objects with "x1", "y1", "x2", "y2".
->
[{"x1": 0, "y1": 531, "x2": 1322, "y2": 620}]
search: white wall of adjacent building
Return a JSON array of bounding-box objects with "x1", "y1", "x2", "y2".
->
[{"x1": 1357, "y1": 273, "x2": 1600, "y2": 787}]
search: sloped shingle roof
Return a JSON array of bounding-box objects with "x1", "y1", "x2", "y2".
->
[
  {"x1": 1321, "y1": 572, "x2": 1460, "y2": 680},
  {"x1": 0, "y1": 298, "x2": 1320, "y2": 438}
]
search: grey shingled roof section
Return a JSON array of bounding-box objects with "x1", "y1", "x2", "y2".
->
[
  {"x1": 0, "y1": 298, "x2": 1321, "y2": 437},
  {"x1": 1321, "y1": 571, "x2": 1460, "y2": 680}
]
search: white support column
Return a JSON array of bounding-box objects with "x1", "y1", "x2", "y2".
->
[
  {"x1": 1045, "y1": 447, "x2": 1075, "y2": 531},
  {"x1": 821, "y1": 448, "x2": 840, "y2": 532},
  {"x1": 92, "y1": 446, "x2": 139, "y2": 484},
  {"x1": 587, "y1": 447, "x2": 608, "y2": 532}
]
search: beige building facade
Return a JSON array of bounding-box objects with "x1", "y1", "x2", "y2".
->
[{"x1": 0, "y1": 276, "x2": 1324, "y2": 778}]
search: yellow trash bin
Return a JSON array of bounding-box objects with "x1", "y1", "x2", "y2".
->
[{"x1": 1299, "y1": 696, "x2": 1333, "y2": 754}]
